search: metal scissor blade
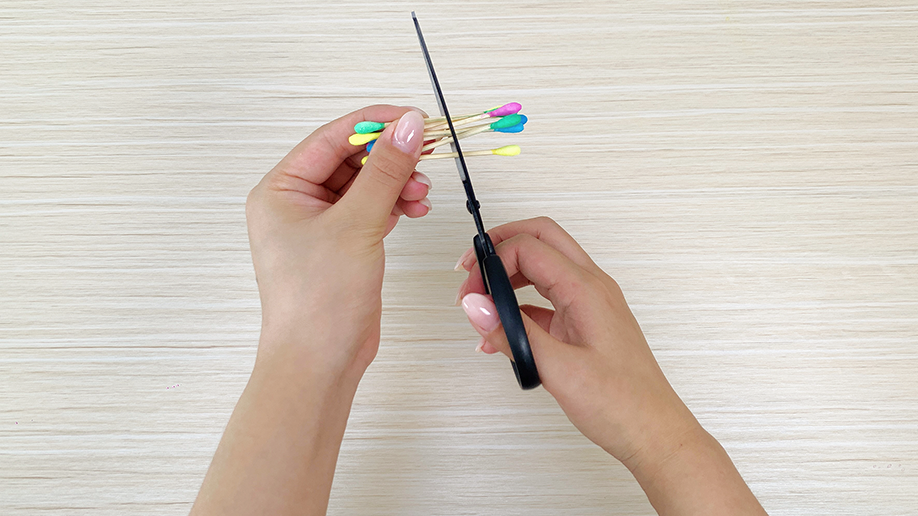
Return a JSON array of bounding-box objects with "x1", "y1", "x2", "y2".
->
[{"x1": 411, "y1": 12, "x2": 470, "y2": 182}]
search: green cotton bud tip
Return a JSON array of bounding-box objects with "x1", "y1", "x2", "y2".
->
[
  {"x1": 490, "y1": 114, "x2": 522, "y2": 129},
  {"x1": 354, "y1": 121, "x2": 386, "y2": 134}
]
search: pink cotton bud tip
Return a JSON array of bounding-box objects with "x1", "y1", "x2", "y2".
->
[{"x1": 488, "y1": 102, "x2": 522, "y2": 117}]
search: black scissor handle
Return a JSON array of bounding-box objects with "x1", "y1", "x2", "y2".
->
[{"x1": 473, "y1": 234, "x2": 541, "y2": 390}]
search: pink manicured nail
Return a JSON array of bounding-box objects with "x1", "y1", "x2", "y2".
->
[
  {"x1": 404, "y1": 106, "x2": 429, "y2": 118},
  {"x1": 418, "y1": 198, "x2": 432, "y2": 211},
  {"x1": 392, "y1": 111, "x2": 424, "y2": 154},
  {"x1": 461, "y1": 293, "x2": 500, "y2": 333},
  {"x1": 413, "y1": 172, "x2": 432, "y2": 190},
  {"x1": 475, "y1": 337, "x2": 486, "y2": 353},
  {"x1": 454, "y1": 278, "x2": 467, "y2": 305},
  {"x1": 454, "y1": 247, "x2": 474, "y2": 271}
]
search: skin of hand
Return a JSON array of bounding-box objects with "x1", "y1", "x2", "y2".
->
[
  {"x1": 191, "y1": 105, "x2": 430, "y2": 516},
  {"x1": 248, "y1": 105, "x2": 432, "y2": 374},
  {"x1": 456, "y1": 217, "x2": 767, "y2": 516}
]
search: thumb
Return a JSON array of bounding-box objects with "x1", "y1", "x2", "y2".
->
[
  {"x1": 342, "y1": 110, "x2": 425, "y2": 225},
  {"x1": 461, "y1": 293, "x2": 567, "y2": 375}
]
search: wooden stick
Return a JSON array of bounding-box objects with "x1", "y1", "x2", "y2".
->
[
  {"x1": 423, "y1": 102, "x2": 520, "y2": 131},
  {"x1": 423, "y1": 120, "x2": 497, "y2": 140},
  {"x1": 359, "y1": 145, "x2": 520, "y2": 166},
  {"x1": 353, "y1": 112, "x2": 484, "y2": 134},
  {"x1": 419, "y1": 145, "x2": 520, "y2": 160},
  {"x1": 421, "y1": 124, "x2": 493, "y2": 151}
]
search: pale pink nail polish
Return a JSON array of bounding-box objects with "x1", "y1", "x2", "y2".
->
[
  {"x1": 418, "y1": 198, "x2": 432, "y2": 211},
  {"x1": 392, "y1": 111, "x2": 424, "y2": 154},
  {"x1": 454, "y1": 247, "x2": 473, "y2": 271},
  {"x1": 461, "y1": 293, "x2": 500, "y2": 333},
  {"x1": 413, "y1": 172, "x2": 432, "y2": 190}
]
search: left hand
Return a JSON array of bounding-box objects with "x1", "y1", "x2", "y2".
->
[{"x1": 245, "y1": 105, "x2": 430, "y2": 378}]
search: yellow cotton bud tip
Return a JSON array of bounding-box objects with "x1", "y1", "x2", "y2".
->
[
  {"x1": 360, "y1": 155, "x2": 368, "y2": 166},
  {"x1": 348, "y1": 132, "x2": 380, "y2": 146},
  {"x1": 491, "y1": 145, "x2": 521, "y2": 156}
]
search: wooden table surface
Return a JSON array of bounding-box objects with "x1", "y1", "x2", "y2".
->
[{"x1": 2, "y1": 1, "x2": 916, "y2": 514}]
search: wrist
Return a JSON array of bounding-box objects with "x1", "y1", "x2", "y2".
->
[
  {"x1": 256, "y1": 306, "x2": 377, "y2": 382},
  {"x1": 254, "y1": 327, "x2": 369, "y2": 390},
  {"x1": 625, "y1": 421, "x2": 767, "y2": 515},
  {"x1": 616, "y1": 394, "x2": 706, "y2": 477},
  {"x1": 625, "y1": 421, "x2": 712, "y2": 484}
]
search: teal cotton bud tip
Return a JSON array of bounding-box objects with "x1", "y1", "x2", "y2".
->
[
  {"x1": 354, "y1": 121, "x2": 385, "y2": 134},
  {"x1": 494, "y1": 123, "x2": 524, "y2": 133},
  {"x1": 488, "y1": 102, "x2": 522, "y2": 117},
  {"x1": 490, "y1": 114, "x2": 522, "y2": 129},
  {"x1": 366, "y1": 140, "x2": 375, "y2": 152}
]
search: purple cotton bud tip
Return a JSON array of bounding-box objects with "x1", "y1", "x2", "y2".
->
[{"x1": 488, "y1": 102, "x2": 522, "y2": 117}]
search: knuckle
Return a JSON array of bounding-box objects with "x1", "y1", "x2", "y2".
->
[
  {"x1": 498, "y1": 233, "x2": 535, "y2": 258},
  {"x1": 534, "y1": 215, "x2": 558, "y2": 228},
  {"x1": 367, "y1": 151, "x2": 408, "y2": 187},
  {"x1": 245, "y1": 186, "x2": 262, "y2": 220},
  {"x1": 584, "y1": 272, "x2": 608, "y2": 293}
]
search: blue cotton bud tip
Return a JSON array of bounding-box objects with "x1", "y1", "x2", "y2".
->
[
  {"x1": 354, "y1": 121, "x2": 386, "y2": 134},
  {"x1": 519, "y1": 114, "x2": 528, "y2": 125},
  {"x1": 495, "y1": 123, "x2": 524, "y2": 133},
  {"x1": 366, "y1": 140, "x2": 376, "y2": 152}
]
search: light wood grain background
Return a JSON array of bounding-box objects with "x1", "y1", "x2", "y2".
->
[{"x1": 2, "y1": 1, "x2": 917, "y2": 514}]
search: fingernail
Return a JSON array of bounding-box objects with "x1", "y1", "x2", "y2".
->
[
  {"x1": 413, "y1": 172, "x2": 432, "y2": 190},
  {"x1": 418, "y1": 198, "x2": 432, "y2": 211},
  {"x1": 404, "y1": 106, "x2": 429, "y2": 118},
  {"x1": 461, "y1": 293, "x2": 500, "y2": 333},
  {"x1": 475, "y1": 337, "x2": 486, "y2": 353},
  {"x1": 392, "y1": 111, "x2": 424, "y2": 154},
  {"x1": 454, "y1": 247, "x2": 473, "y2": 271},
  {"x1": 454, "y1": 278, "x2": 467, "y2": 305}
]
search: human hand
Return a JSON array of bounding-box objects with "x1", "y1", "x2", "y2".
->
[
  {"x1": 193, "y1": 106, "x2": 433, "y2": 516},
  {"x1": 455, "y1": 218, "x2": 768, "y2": 515},
  {"x1": 455, "y1": 217, "x2": 700, "y2": 468},
  {"x1": 246, "y1": 105, "x2": 430, "y2": 378}
]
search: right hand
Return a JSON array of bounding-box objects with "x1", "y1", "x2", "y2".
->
[{"x1": 455, "y1": 217, "x2": 702, "y2": 470}]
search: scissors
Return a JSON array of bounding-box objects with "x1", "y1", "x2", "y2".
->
[{"x1": 412, "y1": 12, "x2": 541, "y2": 390}]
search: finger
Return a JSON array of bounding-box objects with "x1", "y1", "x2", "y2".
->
[
  {"x1": 474, "y1": 304, "x2": 554, "y2": 355},
  {"x1": 457, "y1": 234, "x2": 591, "y2": 310},
  {"x1": 461, "y1": 293, "x2": 575, "y2": 382},
  {"x1": 337, "y1": 165, "x2": 430, "y2": 208},
  {"x1": 475, "y1": 336, "x2": 498, "y2": 354},
  {"x1": 521, "y1": 304, "x2": 555, "y2": 334},
  {"x1": 274, "y1": 105, "x2": 419, "y2": 189},
  {"x1": 399, "y1": 172, "x2": 431, "y2": 202},
  {"x1": 384, "y1": 213, "x2": 400, "y2": 237},
  {"x1": 457, "y1": 266, "x2": 532, "y2": 301},
  {"x1": 456, "y1": 217, "x2": 597, "y2": 273},
  {"x1": 339, "y1": 111, "x2": 425, "y2": 227},
  {"x1": 396, "y1": 197, "x2": 432, "y2": 219}
]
